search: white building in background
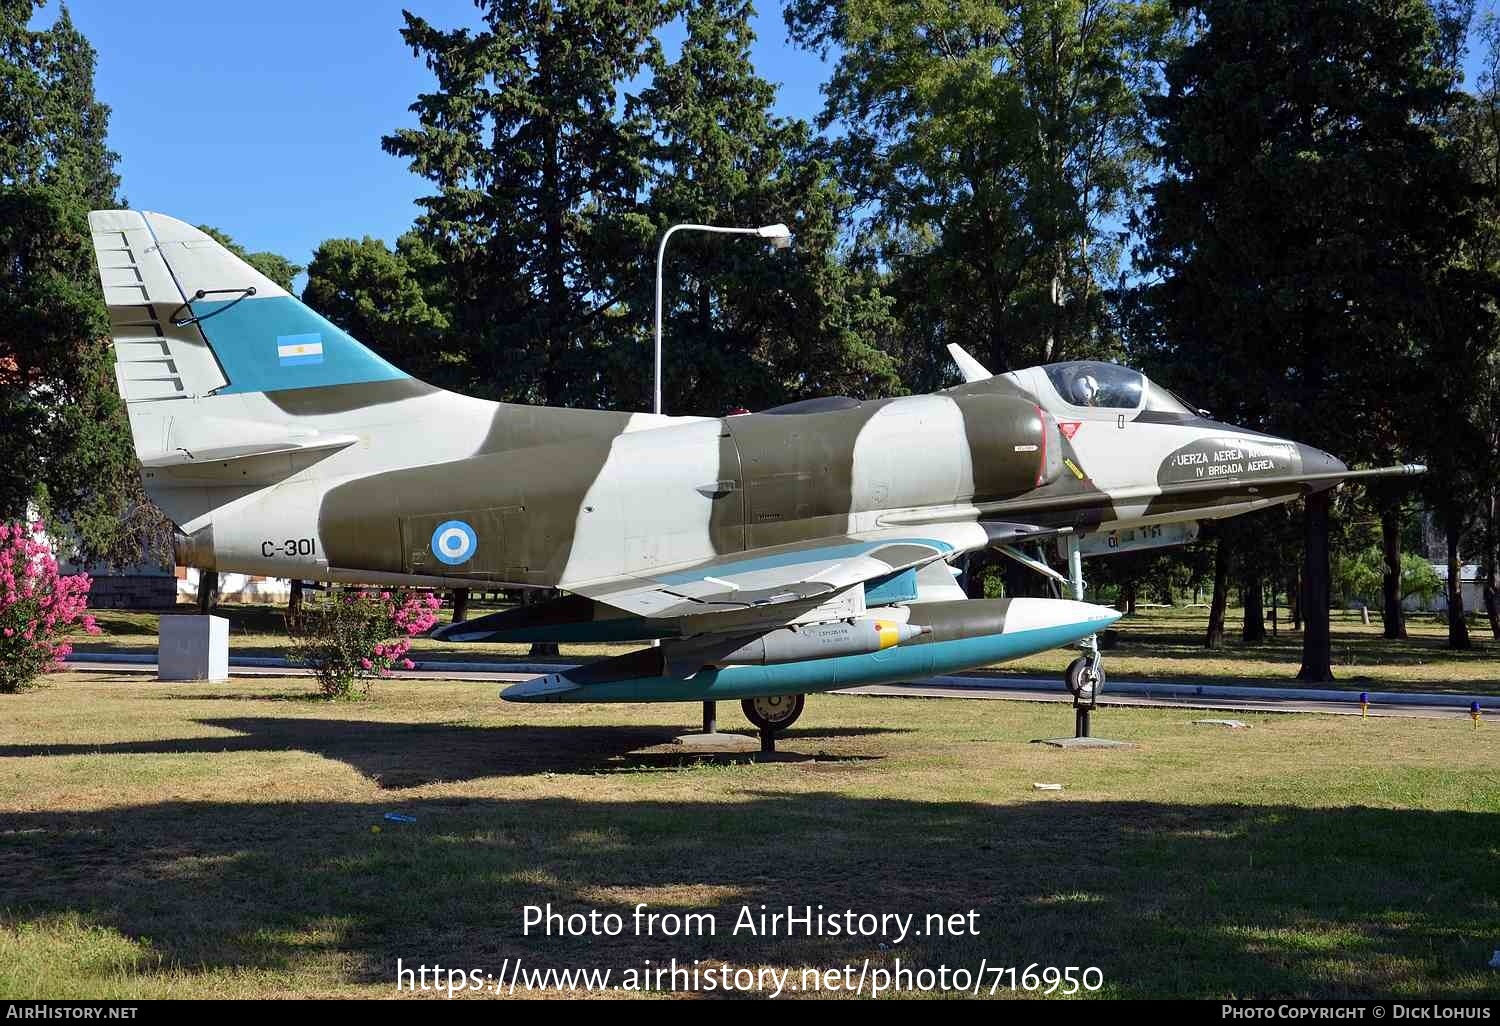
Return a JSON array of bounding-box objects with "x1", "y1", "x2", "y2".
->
[
  {"x1": 1409, "y1": 511, "x2": 1486, "y2": 614},
  {"x1": 1403, "y1": 563, "x2": 1483, "y2": 613},
  {"x1": 59, "y1": 562, "x2": 292, "y2": 609},
  {"x1": 1431, "y1": 563, "x2": 1482, "y2": 614},
  {"x1": 174, "y1": 567, "x2": 291, "y2": 605},
  {"x1": 24, "y1": 504, "x2": 290, "y2": 608}
]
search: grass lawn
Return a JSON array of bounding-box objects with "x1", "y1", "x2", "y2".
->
[
  {"x1": 74, "y1": 603, "x2": 1500, "y2": 695},
  {"x1": 1, "y1": 674, "x2": 1496, "y2": 999}
]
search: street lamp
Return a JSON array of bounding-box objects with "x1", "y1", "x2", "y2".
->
[
  {"x1": 653, "y1": 222, "x2": 792, "y2": 415},
  {"x1": 652, "y1": 221, "x2": 792, "y2": 738}
]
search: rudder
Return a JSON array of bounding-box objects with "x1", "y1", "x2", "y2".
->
[{"x1": 89, "y1": 210, "x2": 408, "y2": 404}]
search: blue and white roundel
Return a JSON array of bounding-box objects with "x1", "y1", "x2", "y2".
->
[{"x1": 431, "y1": 520, "x2": 477, "y2": 566}]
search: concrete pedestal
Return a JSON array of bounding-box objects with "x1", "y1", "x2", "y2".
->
[
  {"x1": 1032, "y1": 736, "x2": 1137, "y2": 750},
  {"x1": 673, "y1": 732, "x2": 760, "y2": 754},
  {"x1": 158, "y1": 614, "x2": 229, "y2": 682}
]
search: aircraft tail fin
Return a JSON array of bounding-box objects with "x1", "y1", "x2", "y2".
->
[
  {"x1": 89, "y1": 210, "x2": 426, "y2": 530},
  {"x1": 88, "y1": 209, "x2": 410, "y2": 410}
]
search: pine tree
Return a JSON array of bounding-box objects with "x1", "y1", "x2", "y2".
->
[
  {"x1": 0, "y1": 2, "x2": 137, "y2": 562},
  {"x1": 1135, "y1": 0, "x2": 1481, "y2": 674},
  {"x1": 786, "y1": 0, "x2": 1173, "y2": 386},
  {"x1": 382, "y1": 0, "x2": 671, "y2": 408},
  {"x1": 633, "y1": 0, "x2": 898, "y2": 415},
  {"x1": 302, "y1": 233, "x2": 453, "y2": 386}
]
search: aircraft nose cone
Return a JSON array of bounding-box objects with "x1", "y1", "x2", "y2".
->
[{"x1": 1297, "y1": 443, "x2": 1347, "y2": 478}]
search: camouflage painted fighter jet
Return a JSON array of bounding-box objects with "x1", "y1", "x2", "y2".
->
[{"x1": 90, "y1": 211, "x2": 1422, "y2": 732}]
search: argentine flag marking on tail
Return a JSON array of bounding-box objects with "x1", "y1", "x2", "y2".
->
[{"x1": 277, "y1": 332, "x2": 324, "y2": 367}]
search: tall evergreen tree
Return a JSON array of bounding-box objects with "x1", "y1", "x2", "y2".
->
[
  {"x1": 1443, "y1": 11, "x2": 1500, "y2": 641},
  {"x1": 1135, "y1": 0, "x2": 1478, "y2": 675},
  {"x1": 632, "y1": 0, "x2": 898, "y2": 415},
  {"x1": 302, "y1": 233, "x2": 453, "y2": 386},
  {"x1": 786, "y1": 0, "x2": 1173, "y2": 389},
  {"x1": 0, "y1": 2, "x2": 136, "y2": 561},
  {"x1": 383, "y1": 0, "x2": 671, "y2": 408}
]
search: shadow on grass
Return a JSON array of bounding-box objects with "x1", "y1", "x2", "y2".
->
[
  {"x1": 0, "y1": 720, "x2": 904, "y2": 787},
  {"x1": 1, "y1": 795, "x2": 1495, "y2": 998},
  {"x1": 92, "y1": 605, "x2": 293, "y2": 639},
  {"x1": 87, "y1": 618, "x2": 159, "y2": 637},
  {"x1": 1114, "y1": 628, "x2": 1498, "y2": 664},
  {"x1": 154, "y1": 691, "x2": 332, "y2": 703},
  {"x1": 619, "y1": 750, "x2": 878, "y2": 771}
]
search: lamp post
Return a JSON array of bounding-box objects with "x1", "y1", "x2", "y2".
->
[
  {"x1": 653, "y1": 221, "x2": 792, "y2": 737},
  {"x1": 653, "y1": 221, "x2": 791, "y2": 416}
]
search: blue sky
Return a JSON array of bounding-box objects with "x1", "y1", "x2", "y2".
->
[{"x1": 57, "y1": 1, "x2": 831, "y2": 274}]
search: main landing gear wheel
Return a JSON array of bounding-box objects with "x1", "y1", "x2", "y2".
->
[
  {"x1": 1065, "y1": 656, "x2": 1104, "y2": 702},
  {"x1": 742, "y1": 694, "x2": 805, "y2": 733}
]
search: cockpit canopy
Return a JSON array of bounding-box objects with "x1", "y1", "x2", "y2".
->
[
  {"x1": 1039, "y1": 361, "x2": 1196, "y2": 417},
  {"x1": 1044, "y1": 361, "x2": 1140, "y2": 409}
]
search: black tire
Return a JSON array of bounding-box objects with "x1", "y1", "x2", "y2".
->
[
  {"x1": 1065, "y1": 657, "x2": 1104, "y2": 701},
  {"x1": 741, "y1": 694, "x2": 805, "y2": 732}
]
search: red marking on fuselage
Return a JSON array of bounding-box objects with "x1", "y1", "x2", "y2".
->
[
  {"x1": 1059, "y1": 421, "x2": 1082, "y2": 440},
  {"x1": 1036, "y1": 405, "x2": 1049, "y2": 486}
]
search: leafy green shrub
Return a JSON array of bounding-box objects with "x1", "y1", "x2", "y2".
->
[{"x1": 288, "y1": 588, "x2": 440, "y2": 699}]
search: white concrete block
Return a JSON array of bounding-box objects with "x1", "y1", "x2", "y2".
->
[{"x1": 158, "y1": 614, "x2": 229, "y2": 681}]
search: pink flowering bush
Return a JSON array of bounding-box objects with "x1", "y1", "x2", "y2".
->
[
  {"x1": 288, "y1": 588, "x2": 441, "y2": 699},
  {"x1": 0, "y1": 520, "x2": 100, "y2": 693}
]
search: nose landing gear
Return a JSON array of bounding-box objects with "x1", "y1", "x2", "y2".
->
[
  {"x1": 1063, "y1": 535, "x2": 1103, "y2": 739},
  {"x1": 992, "y1": 531, "x2": 1111, "y2": 740},
  {"x1": 1065, "y1": 652, "x2": 1104, "y2": 738}
]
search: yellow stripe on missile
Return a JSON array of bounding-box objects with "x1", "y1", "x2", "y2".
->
[{"x1": 875, "y1": 620, "x2": 900, "y2": 650}]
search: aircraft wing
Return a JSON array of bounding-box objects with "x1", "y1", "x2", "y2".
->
[{"x1": 568, "y1": 524, "x2": 988, "y2": 619}]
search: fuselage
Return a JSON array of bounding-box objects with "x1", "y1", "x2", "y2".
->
[{"x1": 165, "y1": 360, "x2": 1337, "y2": 589}]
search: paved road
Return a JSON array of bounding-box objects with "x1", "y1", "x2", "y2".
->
[
  {"x1": 66, "y1": 659, "x2": 538, "y2": 684},
  {"x1": 64, "y1": 656, "x2": 1489, "y2": 720},
  {"x1": 838, "y1": 681, "x2": 1472, "y2": 719}
]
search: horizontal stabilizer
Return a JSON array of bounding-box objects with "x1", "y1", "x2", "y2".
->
[
  {"x1": 141, "y1": 434, "x2": 359, "y2": 468},
  {"x1": 134, "y1": 413, "x2": 358, "y2": 468}
]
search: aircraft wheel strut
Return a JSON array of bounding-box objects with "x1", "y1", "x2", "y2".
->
[
  {"x1": 1065, "y1": 656, "x2": 1104, "y2": 703},
  {"x1": 741, "y1": 694, "x2": 805, "y2": 732}
]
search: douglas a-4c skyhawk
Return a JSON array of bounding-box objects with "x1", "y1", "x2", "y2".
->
[{"x1": 90, "y1": 211, "x2": 1423, "y2": 733}]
